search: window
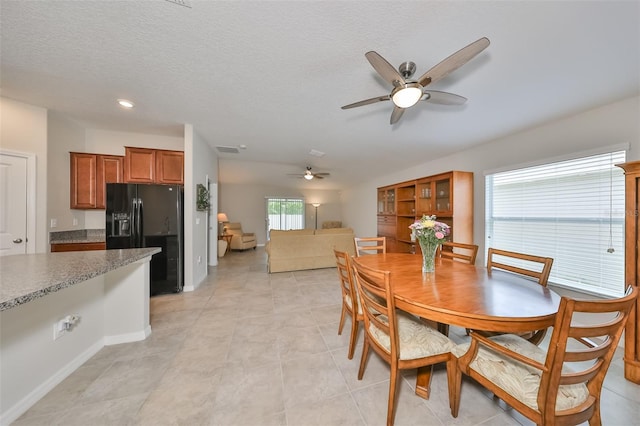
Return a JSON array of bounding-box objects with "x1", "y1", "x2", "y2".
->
[
  {"x1": 485, "y1": 150, "x2": 626, "y2": 297},
  {"x1": 266, "y1": 197, "x2": 305, "y2": 238}
]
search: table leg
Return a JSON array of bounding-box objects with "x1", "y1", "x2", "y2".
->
[{"x1": 415, "y1": 365, "x2": 434, "y2": 399}]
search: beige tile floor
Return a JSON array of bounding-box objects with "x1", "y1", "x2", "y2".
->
[{"x1": 14, "y1": 247, "x2": 640, "y2": 425}]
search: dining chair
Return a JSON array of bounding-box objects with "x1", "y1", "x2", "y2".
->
[
  {"x1": 451, "y1": 286, "x2": 638, "y2": 425},
  {"x1": 487, "y1": 247, "x2": 554, "y2": 286},
  {"x1": 439, "y1": 241, "x2": 479, "y2": 265},
  {"x1": 333, "y1": 249, "x2": 363, "y2": 360},
  {"x1": 351, "y1": 257, "x2": 457, "y2": 426},
  {"x1": 481, "y1": 248, "x2": 555, "y2": 344},
  {"x1": 354, "y1": 236, "x2": 386, "y2": 257}
]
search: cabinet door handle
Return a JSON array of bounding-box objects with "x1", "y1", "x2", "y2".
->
[{"x1": 13, "y1": 238, "x2": 23, "y2": 244}]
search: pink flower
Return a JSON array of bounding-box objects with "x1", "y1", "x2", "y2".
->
[{"x1": 435, "y1": 231, "x2": 444, "y2": 239}]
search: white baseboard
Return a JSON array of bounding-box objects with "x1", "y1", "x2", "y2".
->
[
  {"x1": 0, "y1": 340, "x2": 103, "y2": 426},
  {"x1": 104, "y1": 325, "x2": 151, "y2": 345}
]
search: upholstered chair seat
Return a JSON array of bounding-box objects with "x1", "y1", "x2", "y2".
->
[
  {"x1": 370, "y1": 311, "x2": 455, "y2": 360},
  {"x1": 453, "y1": 334, "x2": 589, "y2": 411}
]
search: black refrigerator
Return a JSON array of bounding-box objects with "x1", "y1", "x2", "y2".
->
[{"x1": 106, "y1": 183, "x2": 184, "y2": 295}]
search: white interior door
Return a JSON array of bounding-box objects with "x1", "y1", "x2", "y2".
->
[{"x1": 0, "y1": 153, "x2": 28, "y2": 256}]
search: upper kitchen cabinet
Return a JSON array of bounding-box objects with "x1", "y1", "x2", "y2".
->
[
  {"x1": 155, "y1": 149, "x2": 184, "y2": 184},
  {"x1": 70, "y1": 152, "x2": 123, "y2": 209},
  {"x1": 124, "y1": 147, "x2": 184, "y2": 184}
]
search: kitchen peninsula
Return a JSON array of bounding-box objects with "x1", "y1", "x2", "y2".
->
[{"x1": 0, "y1": 248, "x2": 160, "y2": 424}]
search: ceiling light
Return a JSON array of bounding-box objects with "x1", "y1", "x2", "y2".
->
[
  {"x1": 117, "y1": 99, "x2": 135, "y2": 109},
  {"x1": 391, "y1": 83, "x2": 423, "y2": 108},
  {"x1": 304, "y1": 172, "x2": 314, "y2": 180}
]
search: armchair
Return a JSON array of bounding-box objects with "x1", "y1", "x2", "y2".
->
[{"x1": 223, "y1": 222, "x2": 257, "y2": 251}]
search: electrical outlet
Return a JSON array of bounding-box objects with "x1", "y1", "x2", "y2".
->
[
  {"x1": 53, "y1": 319, "x2": 67, "y2": 340},
  {"x1": 50, "y1": 218, "x2": 57, "y2": 228},
  {"x1": 72, "y1": 217, "x2": 78, "y2": 226}
]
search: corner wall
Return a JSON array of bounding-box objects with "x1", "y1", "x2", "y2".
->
[
  {"x1": 183, "y1": 124, "x2": 218, "y2": 291},
  {"x1": 0, "y1": 97, "x2": 48, "y2": 253}
]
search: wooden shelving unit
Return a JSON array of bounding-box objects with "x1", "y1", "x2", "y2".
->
[{"x1": 377, "y1": 171, "x2": 473, "y2": 253}]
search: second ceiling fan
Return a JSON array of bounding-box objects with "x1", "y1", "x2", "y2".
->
[{"x1": 342, "y1": 37, "x2": 490, "y2": 124}]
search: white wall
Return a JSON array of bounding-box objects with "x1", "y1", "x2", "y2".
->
[
  {"x1": 183, "y1": 124, "x2": 218, "y2": 291},
  {"x1": 47, "y1": 112, "x2": 87, "y2": 233},
  {"x1": 342, "y1": 96, "x2": 640, "y2": 265},
  {"x1": 219, "y1": 184, "x2": 343, "y2": 244},
  {"x1": 82, "y1": 129, "x2": 184, "y2": 228},
  {"x1": 0, "y1": 97, "x2": 48, "y2": 252}
]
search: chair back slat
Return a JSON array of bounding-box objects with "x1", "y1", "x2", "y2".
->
[
  {"x1": 354, "y1": 236, "x2": 387, "y2": 257},
  {"x1": 333, "y1": 249, "x2": 358, "y2": 305},
  {"x1": 440, "y1": 241, "x2": 479, "y2": 265},
  {"x1": 536, "y1": 286, "x2": 638, "y2": 424},
  {"x1": 487, "y1": 248, "x2": 553, "y2": 286},
  {"x1": 351, "y1": 257, "x2": 396, "y2": 355}
]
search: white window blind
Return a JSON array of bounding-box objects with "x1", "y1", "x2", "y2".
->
[
  {"x1": 485, "y1": 150, "x2": 626, "y2": 297},
  {"x1": 266, "y1": 198, "x2": 305, "y2": 237}
]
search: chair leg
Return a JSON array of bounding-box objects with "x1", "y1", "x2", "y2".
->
[
  {"x1": 347, "y1": 314, "x2": 359, "y2": 360},
  {"x1": 450, "y1": 357, "x2": 462, "y2": 418},
  {"x1": 358, "y1": 337, "x2": 370, "y2": 380},
  {"x1": 447, "y1": 355, "x2": 462, "y2": 418},
  {"x1": 387, "y1": 361, "x2": 399, "y2": 426},
  {"x1": 588, "y1": 402, "x2": 602, "y2": 426},
  {"x1": 338, "y1": 303, "x2": 347, "y2": 335}
]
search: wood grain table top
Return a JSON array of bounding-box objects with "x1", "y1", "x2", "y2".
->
[{"x1": 352, "y1": 253, "x2": 561, "y2": 333}]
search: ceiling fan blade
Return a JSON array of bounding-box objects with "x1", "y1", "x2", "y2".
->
[
  {"x1": 314, "y1": 175, "x2": 324, "y2": 179},
  {"x1": 365, "y1": 51, "x2": 406, "y2": 88},
  {"x1": 417, "y1": 37, "x2": 490, "y2": 87},
  {"x1": 422, "y1": 90, "x2": 467, "y2": 105},
  {"x1": 341, "y1": 95, "x2": 390, "y2": 109},
  {"x1": 390, "y1": 107, "x2": 405, "y2": 125}
]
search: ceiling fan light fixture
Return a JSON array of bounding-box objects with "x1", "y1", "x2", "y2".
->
[
  {"x1": 117, "y1": 99, "x2": 135, "y2": 109},
  {"x1": 391, "y1": 83, "x2": 423, "y2": 108},
  {"x1": 304, "y1": 172, "x2": 314, "y2": 180}
]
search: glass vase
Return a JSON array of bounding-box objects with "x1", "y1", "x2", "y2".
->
[{"x1": 418, "y1": 237, "x2": 439, "y2": 273}]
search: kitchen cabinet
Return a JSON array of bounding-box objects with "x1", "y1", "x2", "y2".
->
[
  {"x1": 70, "y1": 152, "x2": 123, "y2": 209},
  {"x1": 377, "y1": 171, "x2": 473, "y2": 253},
  {"x1": 124, "y1": 147, "x2": 184, "y2": 184},
  {"x1": 155, "y1": 149, "x2": 184, "y2": 184},
  {"x1": 616, "y1": 161, "x2": 640, "y2": 384},
  {"x1": 51, "y1": 242, "x2": 106, "y2": 252}
]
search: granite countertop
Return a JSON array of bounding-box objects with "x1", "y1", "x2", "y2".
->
[
  {"x1": 0, "y1": 248, "x2": 160, "y2": 311},
  {"x1": 49, "y1": 229, "x2": 106, "y2": 244}
]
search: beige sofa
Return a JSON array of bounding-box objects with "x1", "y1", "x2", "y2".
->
[{"x1": 266, "y1": 227, "x2": 355, "y2": 273}]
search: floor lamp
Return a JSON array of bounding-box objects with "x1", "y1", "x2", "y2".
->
[{"x1": 312, "y1": 203, "x2": 320, "y2": 230}]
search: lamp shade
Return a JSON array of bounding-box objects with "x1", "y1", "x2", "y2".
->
[
  {"x1": 217, "y1": 213, "x2": 229, "y2": 222},
  {"x1": 311, "y1": 203, "x2": 321, "y2": 207}
]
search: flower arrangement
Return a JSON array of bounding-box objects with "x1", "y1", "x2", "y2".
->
[
  {"x1": 409, "y1": 215, "x2": 450, "y2": 243},
  {"x1": 409, "y1": 215, "x2": 450, "y2": 272}
]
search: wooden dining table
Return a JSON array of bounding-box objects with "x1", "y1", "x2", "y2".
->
[{"x1": 352, "y1": 252, "x2": 562, "y2": 399}]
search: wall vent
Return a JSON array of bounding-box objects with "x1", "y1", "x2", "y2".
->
[
  {"x1": 165, "y1": 0, "x2": 192, "y2": 8},
  {"x1": 216, "y1": 146, "x2": 240, "y2": 154}
]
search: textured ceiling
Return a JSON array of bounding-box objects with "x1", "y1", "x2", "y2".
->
[{"x1": 1, "y1": 1, "x2": 638, "y2": 190}]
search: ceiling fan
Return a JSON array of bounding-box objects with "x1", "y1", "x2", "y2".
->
[
  {"x1": 288, "y1": 167, "x2": 330, "y2": 180},
  {"x1": 341, "y1": 37, "x2": 490, "y2": 125}
]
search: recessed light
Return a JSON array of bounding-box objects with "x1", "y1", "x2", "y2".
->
[{"x1": 117, "y1": 99, "x2": 135, "y2": 109}]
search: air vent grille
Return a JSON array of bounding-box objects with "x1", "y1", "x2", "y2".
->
[
  {"x1": 216, "y1": 146, "x2": 240, "y2": 154},
  {"x1": 165, "y1": 0, "x2": 192, "y2": 8}
]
